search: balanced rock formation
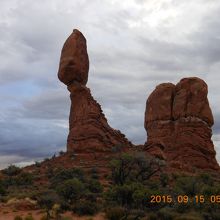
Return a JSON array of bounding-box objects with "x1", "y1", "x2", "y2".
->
[
  {"x1": 58, "y1": 29, "x2": 89, "y2": 86},
  {"x1": 144, "y1": 77, "x2": 219, "y2": 170},
  {"x1": 58, "y1": 29, "x2": 132, "y2": 153}
]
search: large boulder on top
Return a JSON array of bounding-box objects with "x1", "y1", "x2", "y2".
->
[{"x1": 58, "y1": 29, "x2": 89, "y2": 86}]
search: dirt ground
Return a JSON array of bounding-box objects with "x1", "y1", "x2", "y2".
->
[{"x1": 0, "y1": 207, "x2": 105, "y2": 220}]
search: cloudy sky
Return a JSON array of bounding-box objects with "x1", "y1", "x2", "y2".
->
[{"x1": 1, "y1": 0, "x2": 220, "y2": 168}]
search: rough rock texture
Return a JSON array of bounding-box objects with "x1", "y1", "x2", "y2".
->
[
  {"x1": 58, "y1": 29, "x2": 219, "y2": 172},
  {"x1": 58, "y1": 30, "x2": 132, "y2": 153},
  {"x1": 173, "y1": 78, "x2": 214, "y2": 126},
  {"x1": 58, "y1": 29, "x2": 89, "y2": 86},
  {"x1": 144, "y1": 77, "x2": 219, "y2": 170},
  {"x1": 67, "y1": 82, "x2": 132, "y2": 153}
]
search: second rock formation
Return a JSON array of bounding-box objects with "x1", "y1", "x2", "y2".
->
[{"x1": 144, "y1": 77, "x2": 219, "y2": 170}]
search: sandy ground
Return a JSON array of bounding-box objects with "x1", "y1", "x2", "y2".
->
[{"x1": 0, "y1": 208, "x2": 105, "y2": 220}]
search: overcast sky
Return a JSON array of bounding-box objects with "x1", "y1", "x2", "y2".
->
[{"x1": 1, "y1": 0, "x2": 220, "y2": 169}]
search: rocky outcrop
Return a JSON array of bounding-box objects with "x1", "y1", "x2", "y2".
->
[
  {"x1": 58, "y1": 29, "x2": 218, "y2": 172},
  {"x1": 58, "y1": 29, "x2": 132, "y2": 153},
  {"x1": 58, "y1": 29, "x2": 89, "y2": 86},
  {"x1": 144, "y1": 77, "x2": 219, "y2": 170}
]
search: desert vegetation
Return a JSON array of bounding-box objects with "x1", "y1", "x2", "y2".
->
[{"x1": 0, "y1": 153, "x2": 220, "y2": 220}]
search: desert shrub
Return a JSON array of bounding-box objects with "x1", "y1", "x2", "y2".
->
[
  {"x1": 1, "y1": 172, "x2": 34, "y2": 187},
  {"x1": 106, "y1": 183, "x2": 134, "y2": 207},
  {"x1": 105, "y1": 206, "x2": 127, "y2": 220},
  {"x1": 160, "y1": 173, "x2": 169, "y2": 187},
  {"x1": 174, "y1": 202, "x2": 191, "y2": 214},
  {"x1": 51, "y1": 168, "x2": 84, "y2": 186},
  {"x1": 132, "y1": 187, "x2": 155, "y2": 209},
  {"x1": 86, "y1": 179, "x2": 103, "y2": 193},
  {"x1": 24, "y1": 215, "x2": 34, "y2": 220},
  {"x1": 105, "y1": 183, "x2": 138, "y2": 207},
  {"x1": 157, "y1": 208, "x2": 175, "y2": 220},
  {"x1": 90, "y1": 167, "x2": 99, "y2": 179},
  {"x1": 110, "y1": 153, "x2": 134, "y2": 185},
  {"x1": 14, "y1": 216, "x2": 23, "y2": 220},
  {"x1": 2, "y1": 165, "x2": 21, "y2": 176},
  {"x1": 110, "y1": 153, "x2": 162, "y2": 185},
  {"x1": 0, "y1": 182, "x2": 6, "y2": 196},
  {"x1": 2, "y1": 176, "x2": 16, "y2": 187},
  {"x1": 148, "y1": 213, "x2": 157, "y2": 220},
  {"x1": 35, "y1": 161, "x2": 41, "y2": 167},
  {"x1": 174, "y1": 176, "x2": 202, "y2": 197},
  {"x1": 59, "y1": 150, "x2": 65, "y2": 156},
  {"x1": 201, "y1": 185, "x2": 217, "y2": 197},
  {"x1": 37, "y1": 190, "x2": 60, "y2": 220},
  {"x1": 146, "y1": 179, "x2": 161, "y2": 191},
  {"x1": 15, "y1": 172, "x2": 34, "y2": 186},
  {"x1": 106, "y1": 153, "x2": 166, "y2": 211},
  {"x1": 205, "y1": 212, "x2": 220, "y2": 220},
  {"x1": 131, "y1": 153, "x2": 164, "y2": 182},
  {"x1": 43, "y1": 158, "x2": 50, "y2": 162},
  {"x1": 105, "y1": 181, "x2": 163, "y2": 210},
  {"x1": 199, "y1": 173, "x2": 213, "y2": 186},
  {"x1": 56, "y1": 178, "x2": 85, "y2": 203},
  {"x1": 73, "y1": 200, "x2": 99, "y2": 215}
]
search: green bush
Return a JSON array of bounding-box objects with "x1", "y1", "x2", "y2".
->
[
  {"x1": 199, "y1": 173, "x2": 213, "y2": 185},
  {"x1": 73, "y1": 200, "x2": 98, "y2": 215},
  {"x1": 24, "y1": 215, "x2": 34, "y2": 220},
  {"x1": 157, "y1": 208, "x2": 175, "y2": 220},
  {"x1": 110, "y1": 153, "x2": 133, "y2": 185},
  {"x1": 132, "y1": 187, "x2": 152, "y2": 208},
  {"x1": 174, "y1": 202, "x2": 191, "y2": 214},
  {"x1": 90, "y1": 167, "x2": 99, "y2": 179},
  {"x1": 105, "y1": 207, "x2": 127, "y2": 220},
  {"x1": 110, "y1": 153, "x2": 162, "y2": 185},
  {"x1": 37, "y1": 190, "x2": 60, "y2": 219},
  {"x1": 56, "y1": 178, "x2": 85, "y2": 203},
  {"x1": 86, "y1": 179, "x2": 103, "y2": 193},
  {"x1": 174, "y1": 176, "x2": 202, "y2": 197},
  {"x1": 59, "y1": 151, "x2": 65, "y2": 156},
  {"x1": 15, "y1": 172, "x2": 34, "y2": 185},
  {"x1": 105, "y1": 183, "x2": 138, "y2": 207},
  {"x1": 0, "y1": 182, "x2": 6, "y2": 196},
  {"x1": 2, "y1": 165, "x2": 21, "y2": 176},
  {"x1": 105, "y1": 182, "x2": 162, "y2": 210},
  {"x1": 35, "y1": 161, "x2": 41, "y2": 167},
  {"x1": 51, "y1": 168, "x2": 85, "y2": 186},
  {"x1": 160, "y1": 173, "x2": 169, "y2": 187}
]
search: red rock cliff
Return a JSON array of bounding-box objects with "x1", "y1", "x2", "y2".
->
[{"x1": 144, "y1": 77, "x2": 219, "y2": 170}]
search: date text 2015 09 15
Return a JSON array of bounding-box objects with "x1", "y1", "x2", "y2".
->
[{"x1": 150, "y1": 195, "x2": 220, "y2": 204}]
